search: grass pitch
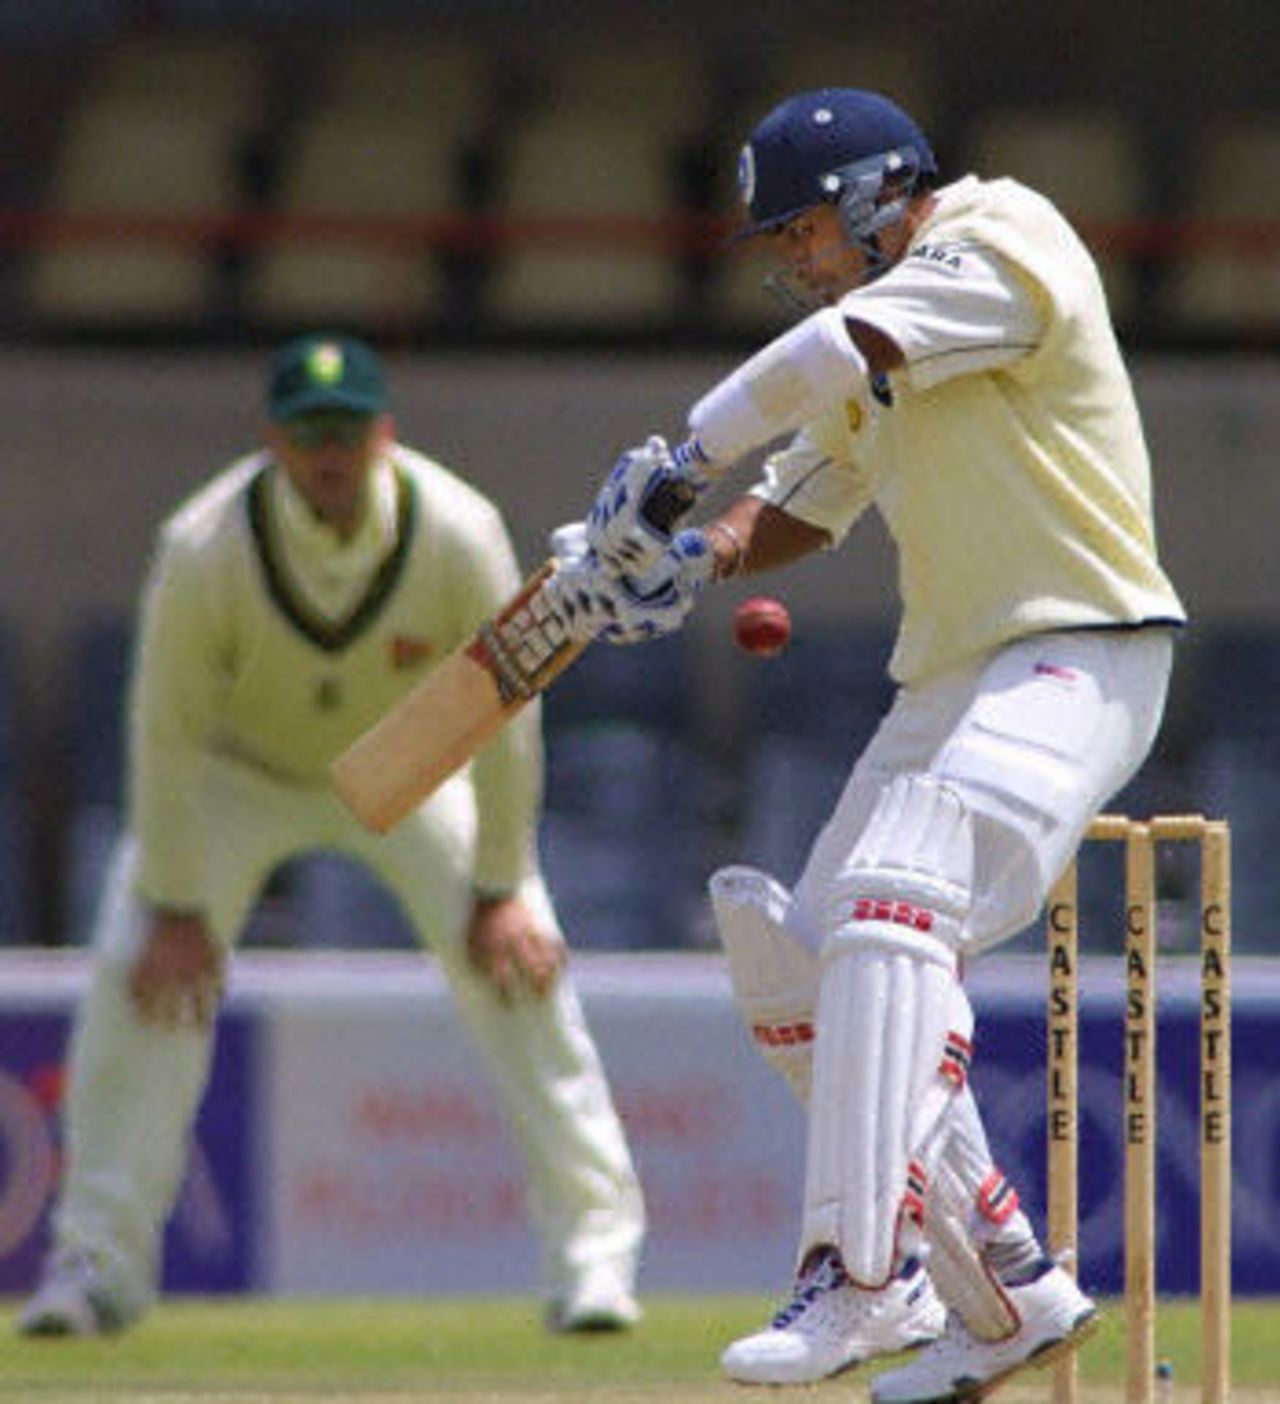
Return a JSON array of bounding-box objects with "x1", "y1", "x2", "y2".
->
[{"x1": 2, "y1": 1294, "x2": 1278, "y2": 1401}]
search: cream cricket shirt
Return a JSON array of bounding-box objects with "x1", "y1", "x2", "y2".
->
[
  {"x1": 127, "y1": 446, "x2": 540, "y2": 910},
  {"x1": 751, "y1": 174, "x2": 1185, "y2": 685}
]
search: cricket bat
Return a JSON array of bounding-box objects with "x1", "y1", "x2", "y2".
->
[
  {"x1": 332, "y1": 477, "x2": 697, "y2": 833},
  {"x1": 331, "y1": 562, "x2": 586, "y2": 832}
]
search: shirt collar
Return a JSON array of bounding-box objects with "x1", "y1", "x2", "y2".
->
[{"x1": 271, "y1": 452, "x2": 399, "y2": 560}]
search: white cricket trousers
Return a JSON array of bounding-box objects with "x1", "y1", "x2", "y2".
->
[
  {"x1": 793, "y1": 626, "x2": 1177, "y2": 953},
  {"x1": 50, "y1": 754, "x2": 644, "y2": 1318},
  {"x1": 789, "y1": 626, "x2": 1175, "y2": 1278}
]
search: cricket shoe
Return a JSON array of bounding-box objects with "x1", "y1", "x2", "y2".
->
[
  {"x1": 16, "y1": 1250, "x2": 136, "y2": 1338},
  {"x1": 545, "y1": 1266, "x2": 642, "y2": 1333},
  {"x1": 869, "y1": 1260, "x2": 1099, "y2": 1402},
  {"x1": 721, "y1": 1248, "x2": 945, "y2": 1385}
]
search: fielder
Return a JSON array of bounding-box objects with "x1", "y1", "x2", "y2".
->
[
  {"x1": 18, "y1": 333, "x2": 644, "y2": 1338},
  {"x1": 549, "y1": 89, "x2": 1185, "y2": 1402}
]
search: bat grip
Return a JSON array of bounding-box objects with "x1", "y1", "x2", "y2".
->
[{"x1": 640, "y1": 474, "x2": 697, "y2": 533}]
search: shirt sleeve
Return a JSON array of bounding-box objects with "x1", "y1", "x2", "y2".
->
[
  {"x1": 747, "y1": 426, "x2": 877, "y2": 545},
  {"x1": 838, "y1": 241, "x2": 1047, "y2": 391},
  {"x1": 128, "y1": 529, "x2": 222, "y2": 910},
  {"x1": 452, "y1": 504, "x2": 543, "y2": 894}
]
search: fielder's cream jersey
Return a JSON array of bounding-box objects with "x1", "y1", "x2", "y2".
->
[
  {"x1": 128, "y1": 446, "x2": 540, "y2": 909},
  {"x1": 751, "y1": 174, "x2": 1185, "y2": 685}
]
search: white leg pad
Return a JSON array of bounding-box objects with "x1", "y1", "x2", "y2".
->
[
  {"x1": 709, "y1": 866, "x2": 819, "y2": 1104},
  {"x1": 802, "y1": 774, "x2": 976, "y2": 1287},
  {"x1": 802, "y1": 942, "x2": 973, "y2": 1286},
  {"x1": 822, "y1": 774, "x2": 973, "y2": 960}
]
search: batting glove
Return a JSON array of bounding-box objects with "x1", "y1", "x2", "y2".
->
[
  {"x1": 544, "y1": 529, "x2": 714, "y2": 646},
  {"x1": 585, "y1": 435, "x2": 710, "y2": 579},
  {"x1": 598, "y1": 528, "x2": 715, "y2": 645},
  {"x1": 543, "y1": 548, "x2": 627, "y2": 644}
]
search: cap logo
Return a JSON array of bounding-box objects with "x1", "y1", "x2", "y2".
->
[
  {"x1": 813, "y1": 107, "x2": 834, "y2": 126},
  {"x1": 306, "y1": 342, "x2": 345, "y2": 387},
  {"x1": 737, "y1": 142, "x2": 756, "y2": 207}
]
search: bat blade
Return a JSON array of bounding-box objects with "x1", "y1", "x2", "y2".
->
[{"x1": 331, "y1": 563, "x2": 586, "y2": 833}]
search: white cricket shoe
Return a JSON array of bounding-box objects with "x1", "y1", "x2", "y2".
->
[
  {"x1": 721, "y1": 1249, "x2": 946, "y2": 1385},
  {"x1": 545, "y1": 1265, "x2": 642, "y2": 1333},
  {"x1": 869, "y1": 1261, "x2": 1099, "y2": 1402},
  {"x1": 16, "y1": 1250, "x2": 134, "y2": 1338}
]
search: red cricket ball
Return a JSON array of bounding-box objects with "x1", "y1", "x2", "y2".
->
[{"x1": 733, "y1": 596, "x2": 792, "y2": 657}]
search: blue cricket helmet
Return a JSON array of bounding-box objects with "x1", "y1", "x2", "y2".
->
[{"x1": 736, "y1": 88, "x2": 938, "y2": 243}]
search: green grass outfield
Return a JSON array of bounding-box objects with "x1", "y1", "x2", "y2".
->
[{"x1": 2, "y1": 1294, "x2": 1278, "y2": 1402}]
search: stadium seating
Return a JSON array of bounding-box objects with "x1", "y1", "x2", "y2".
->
[
  {"x1": 243, "y1": 31, "x2": 492, "y2": 333},
  {"x1": 482, "y1": 32, "x2": 709, "y2": 333},
  {"x1": 1186, "y1": 625, "x2": 1280, "y2": 952},
  {"x1": 24, "y1": 34, "x2": 266, "y2": 329},
  {"x1": 1164, "y1": 113, "x2": 1280, "y2": 336},
  {"x1": 62, "y1": 619, "x2": 132, "y2": 944},
  {"x1": 539, "y1": 632, "x2": 708, "y2": 948},
  {"x1": 734, "y1": 622, "x2": 897, "y2": 887},
  {"x1": 0, "y1": 630, "x2": 30, "y2": 943},
  {"x1": 961, "y1": 107, "x2": 1147, "y2": 323}
]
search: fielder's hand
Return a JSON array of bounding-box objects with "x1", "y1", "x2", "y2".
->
[
  {"x1": 585, "y1": 435, "x2": 706, "y2": 578},
  {"x1": 129, "y1": 911, "x2": 225, "y2": 1030},
  {"x1": 466, "y1": 895, "x2": 564, "y2": 1003}
]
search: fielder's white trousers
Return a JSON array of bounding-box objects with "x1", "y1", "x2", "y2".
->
[{"x1": 51, "y1": 754, "x2": 644, "y2": 1317}]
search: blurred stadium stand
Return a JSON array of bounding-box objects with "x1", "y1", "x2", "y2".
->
[
  {"x1": 25, "y1": 33, "x2": 267, "y2": 332},
  {"x1": 0, "y1": 6, "x2": 1277, "y2": 347},
  {"x1": 0, "y1": 631, "x2": 31, "y2": 944},
  {"x1": 1187, "y1": 626, "x2": 1280, "y2": 955},
  {"x1": 0, "y1": 4, "x2": 1277, "y2": 951},
  {"x1": 482, "y1": 31, "x2": 711, "y2": 337},
  {"x1": 962, "y1": 107, "x2": 1147, "y2": 322},
  {"x1": 734, "y1": 622, "x2": 896, "y2": 887},
  {"x1": 1164, "y1": 113, "x2": 1280, "y2": 338},
  {"x1": 243, "y1": 31, "x2": 497, "y2": 336},
  {"x1": 539, "y1": 632, "x2": 711, "y2": 949},
  {"x1": 62, "y1": 619, "x2": 132, "y2": 945}
]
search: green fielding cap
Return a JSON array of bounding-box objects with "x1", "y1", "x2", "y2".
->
[{"x1": 267, "y1": 333, "x2": 389, "y2": 420}]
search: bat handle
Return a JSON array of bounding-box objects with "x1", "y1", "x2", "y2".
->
[{"x1": 640, "y1": 474, "x2": 698, "y2": 533}]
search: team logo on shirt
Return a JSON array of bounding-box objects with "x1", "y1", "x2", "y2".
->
[
  {"x1": 390, "y1": 634, "x2": 434, "y2": 669},
  {"x1": 907, "y1": 242, "x2": 965, "y2": 272}
]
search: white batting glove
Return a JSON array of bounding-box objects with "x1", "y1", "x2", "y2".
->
[
  {"x1": 544, "y1": 528, "x2": 714, "y2": 646},
  {"x1": 598, "y1": 528, "x2": 715, "y2": 645},
  {"x1": 543, "y1": 547, "x2": 626, "y2": 643},
  {"x1": 585, "y1": 435, "x2": 709, "y2": 578}
]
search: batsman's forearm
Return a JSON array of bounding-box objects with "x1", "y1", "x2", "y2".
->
[
  {"x1": 684, "y1": 307, "x2": 869, "y2": 469},
  {"x1": 705, "y1": 499, "x2": 831, "y2": 579}
]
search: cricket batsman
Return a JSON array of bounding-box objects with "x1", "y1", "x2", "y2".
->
[{"x1": 549, "y1": 88, "x2": 1186, "y2": 1402}]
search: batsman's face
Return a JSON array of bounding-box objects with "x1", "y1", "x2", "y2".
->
[
  {"x1": 771, "y1": 204, "x2": 875, "y2": 303},
  {"x1": 267, "y1": 411, "x2": 393, "y2": 539}
]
